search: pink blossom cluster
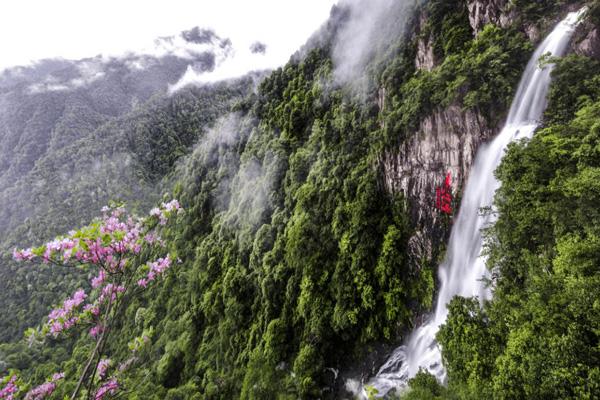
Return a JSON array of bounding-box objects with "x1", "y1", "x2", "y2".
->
[
  {"x1": 162, "y1": 199, "x2": 181, "y2": 212},
  {"x1": 83, "y1": 304, "x2": 101, "y2": 319},
  {"x1": 14, "y1": 211, "x2": 143, "y2": 269},
  {"x1": 11, "y1": 201, "x2": 183, "y2": 396},
  {"x1": 0, "y1": 376, "x2": 18, "y2": 400},
  {"x1": 14, "y1": 200, "x2": 181, "y2": 268},
  {"x1": 24, "y1": 373, "x2": 64, "y2": 400},
  {"x1": 89, "y1": 324, "x2": 105, "y2": 339},
  {"x1": 47, "y1": 289, "x2": 87, "y2": 336},
  {"x1": 94, "y1": 378, "x2": 118, "y2": 400},
  {"x1": 97, "y1": 359, "x2": 111, "y2": 380},
  {"x1": 85, "y1": 283, "x2": 124, "y2": 339},
  {"x1": 43, "y1": 238, "x2": 77, "y2": 262},
  {"x1": 78, "y1": 216, "x2": 143, "y2": 268},
  {"x1": 91, "y1": 270, "x2": 106, "y2": 289},
  {"x1": 137, "y1": 256, "x2": 172, "y2": 288},
  {"x1": 150, "y1": 199, "x2": 182, "y2": 225},
  {"x1": 12, "y1": 248, "x2": 34, "y2": 261},
  {"x1": 99, "y1": 284, "x2": 125, "y2": 304},
  {"x1": 54, "y1": 281, "x2": 123, "y2": 339},
  {"x1": 143, "y1": 232, "x2": 165, "y2": 246}
]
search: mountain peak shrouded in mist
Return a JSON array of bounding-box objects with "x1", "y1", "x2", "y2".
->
[
  {"x1": 0, "y1": 21, "x2": 259, "y2": 343},
  {"x1": 0, "y1": 26, "x2": 240, "y2": 95}
]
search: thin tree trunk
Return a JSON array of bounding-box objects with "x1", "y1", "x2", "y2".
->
[{"x1": 71, "y1": 288, "x2": 116, "y2": 400}]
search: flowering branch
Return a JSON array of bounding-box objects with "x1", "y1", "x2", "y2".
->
[{"x1": 4, "y1": 199, "x2": 183, "y2": 400}]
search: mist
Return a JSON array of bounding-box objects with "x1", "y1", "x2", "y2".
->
[
  {"x1": 332, "y1": 0, "x2": 423, "y2": 88},
  {"x1": 174, "y1": 112, "x2": 281, "y2": 238}
]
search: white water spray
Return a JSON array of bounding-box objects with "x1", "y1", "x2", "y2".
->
[{"x1": 359, "y1": 9, "x2": 586, "y2": 397}]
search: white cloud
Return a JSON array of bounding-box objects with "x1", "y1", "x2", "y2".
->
[
  {"x1": 0, "y1": 0, "x2": 338, "y2": 77},
  {"x1": 168, "y1": 45, "x2": 273, "y2": 92}
]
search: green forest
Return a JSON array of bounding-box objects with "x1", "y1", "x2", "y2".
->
[{"x1": 0, "y1": 0, "x2": 599, "y2": 399}]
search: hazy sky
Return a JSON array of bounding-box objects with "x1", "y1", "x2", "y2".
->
[{"x1": 0, "y1": 0, "x2": 338, "y2": 72}]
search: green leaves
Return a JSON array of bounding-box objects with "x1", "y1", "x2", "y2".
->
[
  {"x1": 437, "y1": 97, "x2": 600, "y2": 398},
  {"x1": 383, "y1": 20, "x2": 532, "y2": 137}
]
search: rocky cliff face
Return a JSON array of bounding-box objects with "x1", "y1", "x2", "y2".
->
[
  {"x1": 467, "y1": 0, "x2": 514, "y2": 33},
  {"x1": 379, "y1": 4, "x2": 502, "y2": 268},
  {"x1": 382, "y1": 105, "x2": 496, "y2": 266},
  {"x1": 467, "y1": 0, "x2": 592, "y2": 43},
  {"x1": 380, "y1": 1, "x2": 595, "y2": 273},
  {"x1": 571, "y1": 19, "x2": 600, "y2": 59},
  {"x1": 415, "y1": 12, "x2": 437, "y2": 71},
  {"x1": 466, "y1": 0, "x2": 547, "y2": 42}
]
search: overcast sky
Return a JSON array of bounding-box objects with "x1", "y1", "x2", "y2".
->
[{"x1": 0, "y1": 0, "x2": 338, "y2": 73}]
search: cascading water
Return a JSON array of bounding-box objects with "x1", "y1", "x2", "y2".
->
[{"x1": 358, "y1": 9, "x2": 587, "y2": 397}]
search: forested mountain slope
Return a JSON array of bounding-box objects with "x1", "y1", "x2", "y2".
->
[
  {"x1": 1, "y1": 1, "x2": 599, "y2": 399},
  {"x1": 0, "y1": 28, "x2": 255, "y2": 341}
]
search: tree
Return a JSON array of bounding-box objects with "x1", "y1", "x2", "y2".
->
[{"x1": 2, "y1": 200, "x2": 183, "y2": 400}]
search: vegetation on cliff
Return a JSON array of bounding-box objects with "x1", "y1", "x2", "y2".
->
[{"x1": 0, "y1": 0, "x2": 598, "y2": 399}]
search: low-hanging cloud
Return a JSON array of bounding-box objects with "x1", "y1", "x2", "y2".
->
[
  {"x1": 181, "y1": 27, "x2": 220, "y2": 45},
  {"x1": 153, "y1": 27, "x2": 233, "y2": 60},
  {"x1": 167, "y1": 43, "x2": 272, "y2": 93},
  {"x1": 22, "y1": 26, "x2": 234, "y2": 94},
  {"x1": 250, "y1": 42, "x2": 267, "y2": 55},
  {"x1": 332, "y1": 0, "x2": 423, "y2": 88},
  {"x1": 173, "y1": 112, "x2": 280, "y2": 236}
]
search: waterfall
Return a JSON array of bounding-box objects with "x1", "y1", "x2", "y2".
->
[{"x1": 358, "y1": 9, "x2": 586, "y2": 397}]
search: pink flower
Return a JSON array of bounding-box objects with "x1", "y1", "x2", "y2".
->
[
  {"x1": 0, "y1": 375, "x2": 19, "y2": 400},
  {"x1": 24, "y1": 382, "x2": 55, "y2": 400},
  {"x1": 13, "y1": 248, "x2": 35, "y2": 261},
  {"x1": 162, "y1": 199, "x2": 181, "y2": 212},
  {"x1": 137, "y1": 256, "x2": 172, "y2": 288},
  {"x1": 144, "y1": 233, "x2": 157, "y2": 244},
  {"x1": 51, "y1": 373, "x2": 64, "y2": 381},
  {"x1": 95, "y1": 378, "x2": 118, "y2": 400},
  {"x1": 24, "y1": 372, "x2": 63, "y2": 400},
  {"x1": 83, "y1": 304, "x2": 100, "y2": 316},
  {"x1": 71, "y1": 289, "x2": 87, "y2": 305},
  {"x1": 50, "y1": 322, "x2": 63, "y2": 335},
  {"x1": 97, "y1": 359, "x2": 111, "y2": 380},
  {"x1": 91, "y1": 270, "x2": 106, "y2": 289},
  {"x1": 46, "y1": 289, "x2": 87, "y2": 336},
  {"x1": 90, "y1": 325, "x2": 104, "y2": 339}
]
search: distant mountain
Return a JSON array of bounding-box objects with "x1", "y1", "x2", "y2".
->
[{"x1": 0, "y1": 26, "x2": 258, "y2": 341}]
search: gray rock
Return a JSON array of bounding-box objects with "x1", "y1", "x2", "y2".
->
[
  {"x1": 415, "y1": 12, "x2": 437, "y2": 71},
  {"x1": 467, "y1": 0, "x2": 514, "y2": 35},
  {"x1": 571, "y1": 22, "x2": 600, "y2": 59},
  {"x1": 381, "y1": 104, "x2": 497, "y2": 266}
]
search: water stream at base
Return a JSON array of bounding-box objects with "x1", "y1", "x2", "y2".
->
[{"x1": 353, "y1": 9, "x2": 587, "y2": 398}]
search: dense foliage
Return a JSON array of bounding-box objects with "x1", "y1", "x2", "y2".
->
[
  {"x1": 0, "y1": 76, "x2": 252, "y2": 342},
  {"x1": 380, "y1": 3, "x2": 532, "y2": 140},
  {"x1": 428, "y1": 55, "x2": 600, "y2": 399},
  {"x1": 1, "y1": 0, "x2": 598, "y2": 399},
  {"x1": 3, "y1": 201, "x2": 183, "y2": 399},
  {"x1": 108, "y1": 47, "x2": 433, "y2": 399}
]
